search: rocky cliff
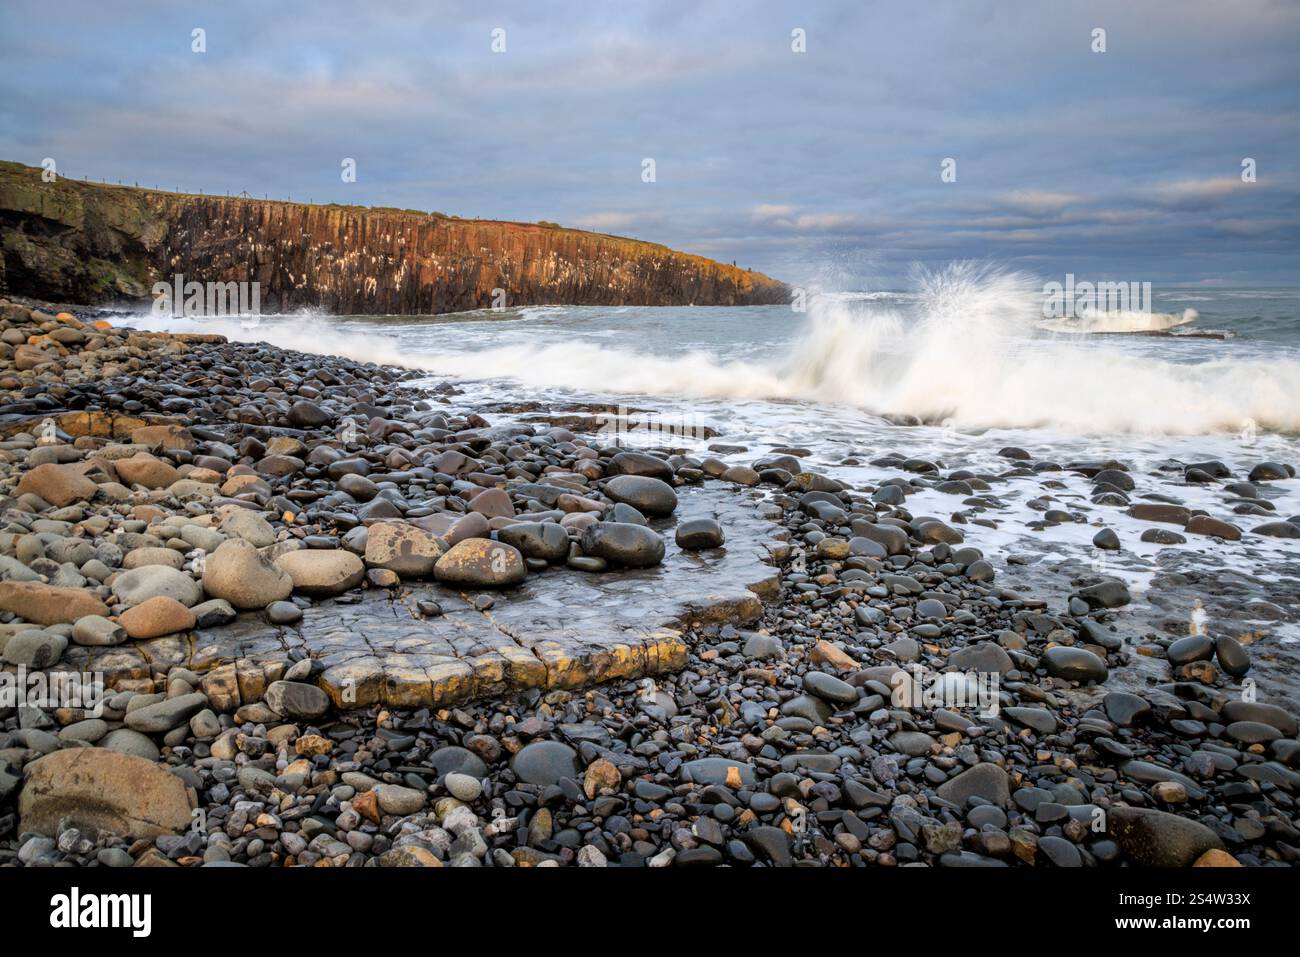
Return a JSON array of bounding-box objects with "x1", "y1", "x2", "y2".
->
[{"x1": 0, "y1": 161, "x2": 788, "y2": 313}]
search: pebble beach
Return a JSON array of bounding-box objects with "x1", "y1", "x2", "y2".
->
[{"x1": 1, "y1": 295, "x2": 1297, "y2": 870}]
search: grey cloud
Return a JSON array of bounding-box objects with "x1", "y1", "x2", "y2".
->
[{"x1": 0, "y1": 0, "x2": 1296, "y2": 286}]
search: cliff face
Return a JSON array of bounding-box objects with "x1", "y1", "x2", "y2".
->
[{"x1": 0, "y1": 161, "x2": 788, "y2": 313}]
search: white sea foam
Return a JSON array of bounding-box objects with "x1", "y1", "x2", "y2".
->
[
  {"x1": 1038, "y1": 308, "x2": 1198, "y2": 334},
  {"x1": 127, "y1": 263, "x2": 1300, "y2": 437}
]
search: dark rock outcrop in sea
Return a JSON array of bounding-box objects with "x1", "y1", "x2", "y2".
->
[{"x1": 0, "y1": 160, "x2": 790, "y2": 312}]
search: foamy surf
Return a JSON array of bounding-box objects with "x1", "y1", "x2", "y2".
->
[
  {"x1": 124, "y1": 265, "x2": 1300, "y2": 437},
  {"x1": 1038, "y1": 308, "x2": 1199, "y2": 334}
]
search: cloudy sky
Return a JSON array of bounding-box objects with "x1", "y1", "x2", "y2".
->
[{"x1": 2, "y1": 0, "x2": 1298, "y2": 287}]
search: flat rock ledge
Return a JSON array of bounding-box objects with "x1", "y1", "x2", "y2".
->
[{"x1": 53, "y1": 486, "x2": 782, "y2": 712}]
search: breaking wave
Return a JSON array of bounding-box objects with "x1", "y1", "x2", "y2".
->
[
  {"x1": 128, "y1": 263, "x2": 1300, "y2": 436},
  {"x1": 1039, "y1": 308, "x2": 1199, "y2": 334}
]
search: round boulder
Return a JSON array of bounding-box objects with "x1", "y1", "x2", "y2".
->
[
  {"x1": 1167, "y1": 634, "x2": 1214, "y2": 667},
  {"x1": 433, "y1": 539, "x2": 527, "y2": 588},
  {"x1": 3, "y1": 630, "x2": 67, "y2": 668},
  {"x1": 1107, "y1": 806, "x2": 1224, "y2": 866},
  {"x1": 603, "y1": 475, "x2": 677, "y2": 517},
  {"x1": 19, "y1": 748, "x2": 194, "y2": 839},
  {"x1": 1043, "y1": 645, "x2": 1108, "y2": 684},
  {"x1": 118, "y1": 595, "x2": 197, "y2": 639},
  {"x1": 607, "y1": 451, "x2": 673, "y2": 480},
  {"x1": 111, "y1": 565, "x2": 204, "y2": 609},
  {"x1": 202, "y1": 539, "x2": 293, "y2": 610},
  {"x1": 580, "y1": 522, "x2": 665, "y2": 568},
  {"x1": 274, "y1": 550, "x2": 365, "y2": 597},
  {"x1": 364, "y1": 522, "x2": 445, "y2": 578},
  {"x1": 265, "y1": 680, "x2": 330, "y2": 720},
  {"x1": 288, "y1": 400, "x2": 333, "y2": 428},
  {"x1": 675, "y1": 518, "x2": 725, "y2": 550},
  {"x1": 15, "y1": 462, "x2": 97, "y2": 508},
  {"x1": 0, "y1": 581, "x2": 110, "y2": 625},
  {"x1": 71, "y1": 614, "x2": 128, "y2": 647},
  {"x1": 511, "y1": 741, "x2": 580, "y2": 786},
  {"x1": 496, "y1": 522, "x2": 570, "y2": 563},
  {"x1": 113, "y1": 452, "x2": 180, "y2": 490},
  {"x1": 1214, "y1": 636, "x2": 1250, "y2": 678},
  {"x1": 218, "y1": 508, "x2": 277, "y2": 547},
  {"x1": 122, "y1": 546, "x2": 185, "y2": 571}
]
